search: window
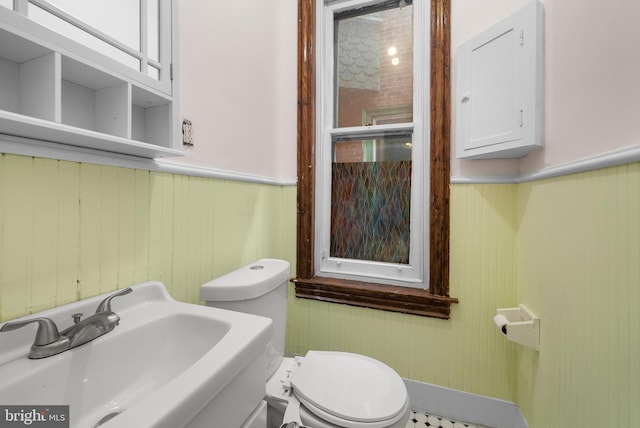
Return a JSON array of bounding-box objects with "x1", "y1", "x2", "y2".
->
[
  {"x1": 294, "y1": 0, "x2": 457, "y2": 319},
  {"x1": 320, "y1": 0, "x2": 424, "y2": 286}
]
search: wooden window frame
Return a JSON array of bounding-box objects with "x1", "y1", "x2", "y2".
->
[{"x1": 294, "y1": 0, "x2": 457, "y2": 319}]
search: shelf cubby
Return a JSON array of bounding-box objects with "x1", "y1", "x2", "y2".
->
[
  {"x1": 61, "y1": 56, "x2": 129, "y2": 139},
  {"x1": 0, "y1": 28, "x2": 57, "y2": 121},
  {"x1": 131, "y1": 85, "x2": 172, "y2": 148}
]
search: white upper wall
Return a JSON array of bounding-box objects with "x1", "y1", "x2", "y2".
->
[
  {"x1": 174, "y1": 0, "x2": 298, "y2": 182},
  {"x1": 174, "y1": 0, "x2": 639, "y2": 181},
  {"x1": 452, "y1": 0, "x2": 640, "y2": 178}
]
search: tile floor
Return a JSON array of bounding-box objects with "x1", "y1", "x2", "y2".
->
[{"x1": 406, "y1": 411, "x2": 488, "y2": 428}]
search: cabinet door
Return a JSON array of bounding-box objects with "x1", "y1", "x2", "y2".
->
[{"x1": 456, "y1": 1, "x2": 543, "y2": 159}]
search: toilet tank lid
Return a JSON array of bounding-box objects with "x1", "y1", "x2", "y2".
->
[{"x1": 200, "y1": 259, "x2": 290, "y2": 301}]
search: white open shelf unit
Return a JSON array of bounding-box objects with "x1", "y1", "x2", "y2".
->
[{"x1": 0, "y1": 6, "x2": 182, "y2": 159}]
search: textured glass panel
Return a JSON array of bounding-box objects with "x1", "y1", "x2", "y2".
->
[
  {"x1": 331, "y1": 134, "x2": 412, "y2": 264},
  {"x1": 335, "y1": 2, "x2": 413, "y2": 127}
]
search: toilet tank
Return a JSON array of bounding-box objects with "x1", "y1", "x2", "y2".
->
[{"x1": 200, "y1": 259, "x2": 290, "y2": 378}]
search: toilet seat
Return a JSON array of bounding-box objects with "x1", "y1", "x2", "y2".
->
[{"x1": 288, "y1": 351, "x2": 408, "y2": 428}]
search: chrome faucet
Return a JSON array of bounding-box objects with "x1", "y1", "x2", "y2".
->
[{"x1": 0, "y1": 288, "x2": 133, "y2": 359}]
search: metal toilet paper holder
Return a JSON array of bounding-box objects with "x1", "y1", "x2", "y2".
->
[{"x1": 494, "y1": 304, "x2": 540, "y2": 351}]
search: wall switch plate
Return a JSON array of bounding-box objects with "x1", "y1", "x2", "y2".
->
[{"x1": 182, "y1": 119, "x2": 193, "y2": 146}]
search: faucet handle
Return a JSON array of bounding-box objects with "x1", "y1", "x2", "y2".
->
[
  {"x1": 95, "y1": 288, "x2": 133, "y2": 313},
  {"x1": 0, "y1": 317, "x2": 60, "y2": 345}
]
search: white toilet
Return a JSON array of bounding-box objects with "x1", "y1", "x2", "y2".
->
[{"x1": 200, "y1": 259, "x2": 411, "y2": 428}]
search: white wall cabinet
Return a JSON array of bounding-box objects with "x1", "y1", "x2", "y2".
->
[
  {"x1": 456, "y1": 1, "x2": 544, "y2": 159},
  {"x1": 0, "y1": 2, "x2": 181, "y2": 159}
]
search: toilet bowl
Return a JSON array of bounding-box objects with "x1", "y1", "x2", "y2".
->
[{"x1": 200, "y1": 259, "x2": 411, "y2": 428}]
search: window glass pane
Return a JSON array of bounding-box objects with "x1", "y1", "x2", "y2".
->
[
  {"x1": 335, "y1": 3, "x2": 413, "y2": 128},
  {"x1": 147, "y1": 64, "x2": 160, "y2": 80},
  {"x1": 147, "y1": 0, "x2": 160, "y2": 62},
  {"x1": 331, "y1": 134, "x2": 412, "y2": 264},
  {"x1": 45, "y1": 0, "x2": 140, "y2": 50},
  {"x1": 28, "y1": 4, "x2": 141, "y2": 70}
]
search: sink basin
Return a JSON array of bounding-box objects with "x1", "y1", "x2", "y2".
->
[{"x1": 0, "y1": 282, "x2": 272, "y2": 428}]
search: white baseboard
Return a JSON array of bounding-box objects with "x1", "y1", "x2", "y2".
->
[{"x1": 404, "y1": 379, "x2": 527, "y2": 428}]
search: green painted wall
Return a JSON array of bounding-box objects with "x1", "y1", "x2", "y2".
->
[
  {"x1": 0, "y1": 153, "x2": 296, "y2": 321},
  {"x1": 286, "y1": 183, "x2": 520, "y2": 401},
  {"x1": 287, "y1": 163, "x2": 640, "y2": 426},
  {"x1": 516, "y1": 163, "x2": 640, "y2": 427},
  {"x1": 2, "y1": 153, "x2": 638, "y2": 427}
]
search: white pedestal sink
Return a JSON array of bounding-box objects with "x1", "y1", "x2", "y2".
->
[{"x1": 0, "y1": 282, "x2": 272, "y2": 428}]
